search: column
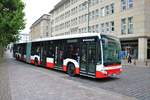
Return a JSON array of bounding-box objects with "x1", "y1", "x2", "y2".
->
[{"x1": 138, "y1": 38, "x2": 147, "y2": 61}]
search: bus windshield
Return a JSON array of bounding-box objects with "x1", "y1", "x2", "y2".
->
[{"x1": 101, "y1": 35, "x2": 121, "y2": 66}]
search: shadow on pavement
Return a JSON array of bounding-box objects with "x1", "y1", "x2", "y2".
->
[{"x1": 77, "y1": 75, "x2": 120, "y2": 82}]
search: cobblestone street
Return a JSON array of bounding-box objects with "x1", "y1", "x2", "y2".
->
[
  {"x1": 72, "y1": 64, "x2": 150, "y2": 100},
  {"x1": 0, "y1": 51, "x2": 150, "y2": 100}
]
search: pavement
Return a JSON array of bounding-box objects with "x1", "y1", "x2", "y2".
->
[
  {"x1": 0, "y1": 51, "x2": 149, "y2": 100},
  {"x1": 122, "y1": 60, "x2": 150, "y2": 68}
]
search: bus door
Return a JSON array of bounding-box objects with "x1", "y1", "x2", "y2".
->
[
  {"x1": 41, "y1": 42, "x2": 47, "y2": 66},
  {"x1": 80, "y1": 42, "x2": 97, "y2": 76},
  {"x1": 55, "y1": 43, "x2": 64, "y2": 70},
  {"x1": 26, "y1": 42, "x2": 31, "y2": 63}
]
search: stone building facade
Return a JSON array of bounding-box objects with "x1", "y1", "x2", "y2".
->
[
  {"x1": 30, "y1": 14, "x2": 51, "y2": 40},
  {"x1": 49, "y1": 0, "x2": 150, "y2": 61}
]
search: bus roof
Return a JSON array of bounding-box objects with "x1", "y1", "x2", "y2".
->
[
  {"x1": 15, "y1": 33, "x2": 116, "y2": 44},
  {"x1": 32, "y1": 33, "x2": 116, "y2": 42},
  {"x1": 33, "y1": 33, "x2": 99, "y2": 42}
]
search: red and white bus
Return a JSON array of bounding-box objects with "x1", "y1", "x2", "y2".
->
[{"x1": 13, "y1": 33, "x2": 122, "y2": 78}]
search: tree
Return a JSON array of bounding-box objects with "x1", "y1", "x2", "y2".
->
[{"x1": 0, "y1": 0, "x2": 25, "y2": 56}]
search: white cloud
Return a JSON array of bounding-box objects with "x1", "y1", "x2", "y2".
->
[{"x1": 21, "y1": 0, "x2": 60, "y2": 34}]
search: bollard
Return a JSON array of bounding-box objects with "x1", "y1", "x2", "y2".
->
[
  {"x1": 134, "y1": 59, "x2": 136, "y2": 65},
  {"x1": 145, "y1": 60, "x2": 148, "y2": 66}
]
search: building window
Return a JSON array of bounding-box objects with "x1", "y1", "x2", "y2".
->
[
  {"x1": 121, "y1": 0, "x2": 126, "y2": 11},
  {"x1": 121, "y1": 18, "x2": 126, "y2": 34},
  {"x1": 85, "y1": 14, "x2": 88, "y2": 21},
  {"x1": 79, "y1": 4, "x2": 82, "y2": 11},
  {"x1": 110, "y1": 21, "x2": 114, "y2": 32},
  {"x1": 83, "y1": 15, "x2": 86, "y2": 22},
  {"x1": 89, "y1": 0, "x2": 98, "y2": 6},
  {"x1": 101, "y1": 7, "x2": 105, "y2": 17},
  {"x1": 101, "y1": 23, "x2": 105, "y2": 33},
  {"x1": 128, "y1": 0, "x2": 133, "y2": 8},
  {"x1": 83, "y1": 2, "x2": 87, "y2": 10},
  {"x1": 95, "y1": 24, "x2": 99, "y2": 33},
  {"x1": 46, "y1": 32, "x2": 49, "y2": 36},
  {"x1": 95, "y1": 0, "x2": 99, "y2": 4},
  {"x1": 65, "y1": 0, "x2": 70, "y2": 9},
  {"x1": 79, "y1": 16, "x2": 81, "y2": 23},
  {"x1": 92, "y1": 25, "x2": 95, "y2": 33},
  {"x1": 85, "y1": 27, "x2": 88, "y2": 33},
  {"x1": 89, "y1": 12, "x2": 92, "y2": 20},
  {"x1": 79, "y1": 29, "x2": 81, "y2": 33},
  {"x1": 106, "y1": 22, "x2": 109, "y2": 32},
  {"x1": 46, "y1": 26, "x2": 48, "y2": 30},
  {"x1": 92, "y1": 11, "x2": 95, "y2": 20},
  {"x1": 110, "y1": 3, "x2": 114, "y2": 14},
  {"x1": 128, "y1": 17, "x2": 133, "y2": 34},
  {"x1": 105, "y1": 5, "x2": 109, "y2": 15},
  {"x1": 89, "y1": 26, "x2": 92, "y2": 32},
  {"x1": 95, "y1": 9, "x2": 99, "y2": 19},
  {"x1": 79, "y1": 2, "x2": 87, "y2": 11},
  {"x1": 100, "y1": 0, "x2": 104, "y2": 3}
]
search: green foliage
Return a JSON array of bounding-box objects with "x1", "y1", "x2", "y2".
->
[{"x1": 0, "y1": 0, "x2": 25, "y2": 46}]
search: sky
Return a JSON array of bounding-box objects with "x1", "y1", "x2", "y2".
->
[{"x1": 22, "y1": 0, "x2": 61, "y2": 34}]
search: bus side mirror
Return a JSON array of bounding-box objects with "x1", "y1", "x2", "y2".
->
[{"x1": 101, "y1": 39, "x2": 108, "y2": 47}]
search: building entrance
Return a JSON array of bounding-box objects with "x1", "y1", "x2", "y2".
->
[{"x1": 121, "y1": 40, "x2": 138, "y2": 59}]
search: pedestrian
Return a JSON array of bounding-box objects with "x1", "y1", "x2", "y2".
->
[{"x1": 128, "y1": 54, "x2": 132, "y2": 63}]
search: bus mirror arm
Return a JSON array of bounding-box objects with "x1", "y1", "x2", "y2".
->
[{"x1": 100, "y1": 39, "x2": 108, "y2": 47}]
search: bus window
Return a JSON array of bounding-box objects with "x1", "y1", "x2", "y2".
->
[
  {"x1": 67, "y1": 45, "x2": 74, "y2": 58},
  {"x1": 36, "y1": 47, "x2": 41, "y2": 56},
  {"x1": 55, "y1": 44, "x2": 64, "y2": 67},
  {"x1": 18, "y1": 46, "x2": 21, "y2": 53},
  {"x1": 74, "y1": 47, "x2": 80, "y2": 63},
  {"x1": 88, "y1": 45, "x2": 96, "y2": 63},
  {"x1": 102, "y1": 35, "x2": 121, "y2": 66},
  {"x1": 47, "y1": 47, "x2": 54, "y2": 57},
  {"x1": 66, "y1": 45, "x2": 80, "y2": 61},
  {"x1": 81, "y1": 46, "x2": 86, "y2": 63}
]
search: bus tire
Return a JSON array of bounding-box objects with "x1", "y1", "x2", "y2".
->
[
  {"x1": 67, "y1": 63, "x2": 76, "y2": 77},
  {"x1": 34, "y1": 58, "x2": 38, "y2": 66}
]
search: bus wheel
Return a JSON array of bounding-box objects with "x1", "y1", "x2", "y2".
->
[
  {"x1": 67, "y1": 63, "x2": 75, "y2": 77},
  {"x1": 34, "y1": 58, "x2": 38, "y2": 66}
]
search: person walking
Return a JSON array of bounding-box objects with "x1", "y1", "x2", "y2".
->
[{"x1": 128, "y1": 53, "x2": 132, "y2": 63}]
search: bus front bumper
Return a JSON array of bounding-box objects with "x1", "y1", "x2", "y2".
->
[{"x1": 96, "y1": 66, "x2": 122, "y2": 78}]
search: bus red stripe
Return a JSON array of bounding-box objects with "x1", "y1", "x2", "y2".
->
[
  {"x1": 75, "y1": 68, "x2": 80, "y2": 74},
  {"x1": 96, "y1": 71, "x2": 107, "y2": 78},
  {"x1": 63, "y1": 65, "x2": 67, "y2": 72},
  {"x1": 106, "y1": 68, "x2": 122, "y2": 75},
  {"x1": 38, "y1": 61, "x2": 42, "y2": 65},
  {"x1": 30, "y1": 59, "x2": 34, "y2": 64},
  {"x1": 47, "y1": 62, "x2": 55, "y2": 68}
]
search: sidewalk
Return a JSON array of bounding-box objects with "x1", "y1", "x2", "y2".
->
[
  {"x1": 0, "y1": 52, "x2": 11, "y2": 100},
  {"x1": 122, "y1": 60, "x2": 150, "y2": 68}
]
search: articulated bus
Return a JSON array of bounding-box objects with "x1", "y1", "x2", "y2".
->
[{"x1": 13, "y1": 33, "x2": 122, "y2": 78}]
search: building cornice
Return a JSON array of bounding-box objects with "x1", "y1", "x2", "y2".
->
[
  {"x1": 49, "y1": 0, "x2": 68, "y2": 14},
  {"x1": 30, "y1": 14, "x2": 50, "y2": 29}
]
